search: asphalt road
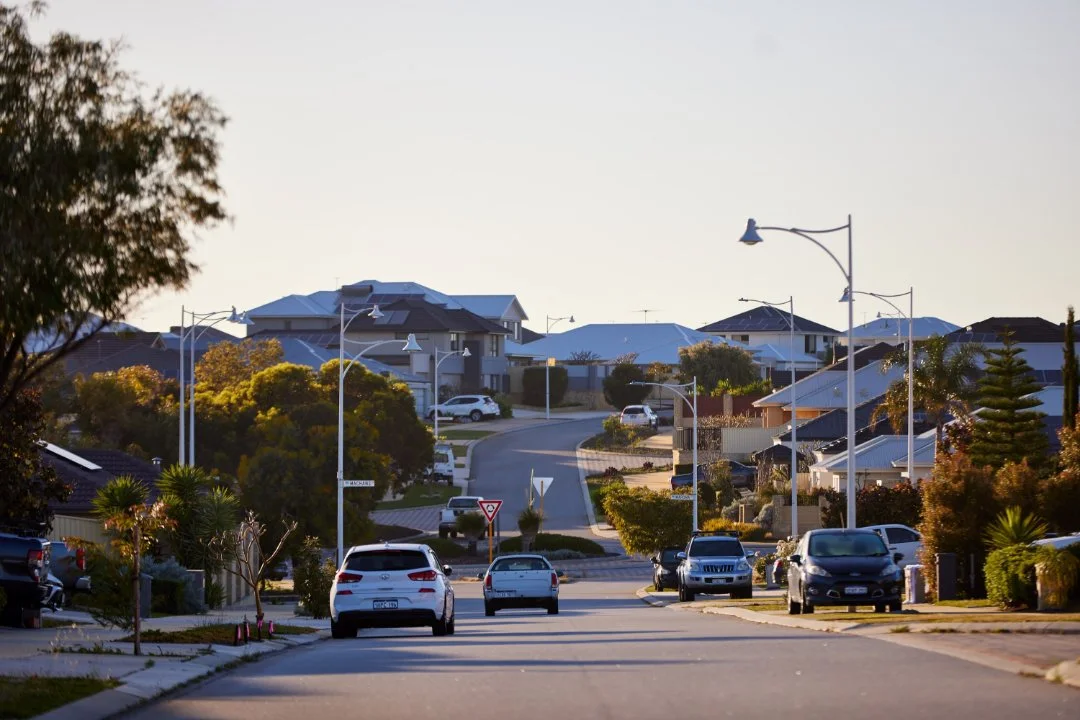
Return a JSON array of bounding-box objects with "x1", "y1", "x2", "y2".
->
[
  {"x1": 126, "y1": 579, "x2": 1077, "y2": 720},
  {"x1": 469, "y1": 418, "x2": 605, "y2": 542}
]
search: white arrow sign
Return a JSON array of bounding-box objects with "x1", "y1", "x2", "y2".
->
[
  {"x1": 532, "y1": 476, "x2": 554, "y2": 497},
  {"x1": 342, "y1": 479, "x2": 375, "y2": 488}
]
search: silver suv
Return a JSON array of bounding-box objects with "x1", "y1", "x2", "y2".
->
[{"x1": 676, "y1": 531, "x2": 753, "y2": 602}]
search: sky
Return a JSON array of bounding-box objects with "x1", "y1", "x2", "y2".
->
[{"x1": 30, "y1": 1, "x2": 1080, "y2": 337}]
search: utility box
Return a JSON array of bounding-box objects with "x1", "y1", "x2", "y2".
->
[
  {"x1": 935, "y1": 553, "x2": 957, "y2": 601},
  {"x1": 904, "y1": 565, "x2": 925, "y2": 604}
]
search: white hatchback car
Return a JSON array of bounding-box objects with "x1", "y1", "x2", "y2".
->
[
  {"x1": 862, "y1": 524, "x2": 923, "y2": 568},
  {"x1": 481, "y1": 554, "x2": 560, "y2": 616},
  {"x1": 428, "y1": 395, "x2": 500, "y2": 422},
  {"x1": 330, "y1": 543, "x2": 455, "y2": 639},
  {"x1": 620, "y1": 404, "x2": 658, "y2": 429}
]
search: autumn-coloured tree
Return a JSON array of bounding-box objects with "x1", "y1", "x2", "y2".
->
[
  {"x1": 1039, "y1": 422, "x2": 1080, "y2": 533},
  {"x1": 992, "y1": 460, "x2": 1042, "y2": 520},
  {"x1": 602, "y1": 485, "x2": 693, "y2": 555},
  {"x1": 194, "y1": 338, "x2": 284, "y2": 393},
  {"x1": 72, "y1": 366, "x2": 176, "y2": 456}
]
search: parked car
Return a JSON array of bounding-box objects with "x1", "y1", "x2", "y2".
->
[
  {"x1": 669, "y1": 466, "x2": 707, "y2": 491},
  {"x1": 46, "y1": 541, "x2": 91, "y2": 602},
  {"x1": 428, "y1": 395, "x2": 500, "y2": 422},
  {"x1": 0, "y1": 531, "x2": 50, "y2": 626},
  {"x1": 620, "y1": 405, "x2": 658, "y2": 429},
  {"x1": 676, "y1": 531, "x2": 753, "y2": 601},
  {"x1": 439, "y1": 495, "x2": 484, "y2": 538},
  {"x1": 481, "y1": 554, "x2": 559, "y2": 616},
  {"x1": 786, "y1": 528, "x2": 904, "y2": 615},
  {"x1": 1031, "y1": 533, "x2": 1080, "y2": 551},
  {"x1": 329, "y1": 543, "x2": 455, "y2": 639},
  {"x1": 670, "y1": 461, "x2": 757, "y2": 490},
  {"x1": 861, "y1": 524, "x2": 923, "y2": 568},
  {"x1": 650, "y1": 546, "x2": 683, "y2": 591},
  {"x1": 426, "y1": 443, "x2": 456, "y2": 486}
]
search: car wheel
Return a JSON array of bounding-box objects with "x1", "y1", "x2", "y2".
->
[
  {"x1": 427, "y1": 410, "x2": 436, "y2": 420},
  {"x1": 801, "y1": 591, "x2": 814, "y2": 614},
  {"x1": 654, "y1": 578, "x2": 664, "y2": 592},
  {"x1": 788, "y1": 591, "x2": 801, "y2": 615},
  {"x1": 469, "y1": 410, "x2": 482, "y2": 422},
  {"x1": 889, "y1": 600, "x2": 902, "y2": 613},
  {"x1": 547, "y1": 599, "x2": 559, "y2": 615},
  {"x1": 432, "y1": 606, "x2": 450, "y2": 637},
  {"x1": 874, "y1": 603, "x2": 887, "y2": 614},
  {"x1": 732, "y1": 587, "x2": 752, "y2": 600},
  {"x1": 330, "y1": 618, "x2": 354, "y2": 639},
  {"x1": 447, "y1": 612, "x2": 456, "y2": 635},
  {"x1": 485, "y1": 601, "x2": 495, "y2": 617},
  {"x1": 450, "y1": 530, "x2": 457, "y2": 538}
]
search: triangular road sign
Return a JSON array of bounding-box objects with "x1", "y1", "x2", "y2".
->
[
  {"x1": 478, "y1": 499, "x2": 502, "y2": 523},
  {"x1": 532, "y1": 476, "x2": 554, "y2": 497}
]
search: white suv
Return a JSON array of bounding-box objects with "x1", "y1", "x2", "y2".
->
[
  {"x1": 428, "y1": 395, "x2": 500, "y2": 422},
  {"x1": 861, "y1": 524, "x2": 923, "y2": 568},
  {"x1": 620, "y1": 404, "x2": 658, "y2": 429},
  {"x1": 330, "y1": 543, "x2": 456, "y2": 639}
]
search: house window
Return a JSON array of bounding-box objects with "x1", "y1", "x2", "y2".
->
[
  {"x1": 805, "y1": 335, "x2": 818, "y2": 354},
  {"x1": 449, "y1": 332, "x2": 460, "y2": 351},
  {"x1": 488, "y1": 335, "x2": 500, "y2": 357},
  {"x1": 502, "y1": 320, "x2": 520, "y2": 342},
  {"x1": 738, "y1": 335, "x2": 750, "y2": 343}
]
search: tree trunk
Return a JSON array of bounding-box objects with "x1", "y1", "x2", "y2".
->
[{"x1": 133, "y1": 525, "x2": 141, "y2": 657}]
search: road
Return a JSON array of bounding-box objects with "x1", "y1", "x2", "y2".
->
[
  {"x1": 125, "y1": 579, "x2": 1077, "y2": 720},
  {"x1": 470, "y1": 418, "x2": 606, "y2": 544}
]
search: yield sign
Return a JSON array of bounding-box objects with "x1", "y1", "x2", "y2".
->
[
  {"x1": 478, "y1": 499, "x2": 502, "y2": 523},
  {"x1": 532, "y1": 476, "x2": 554, "y2": 497}
]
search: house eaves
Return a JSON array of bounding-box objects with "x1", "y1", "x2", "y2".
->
[{"x1": 698, "y1": 306, "x2": 840, "y2": 335}]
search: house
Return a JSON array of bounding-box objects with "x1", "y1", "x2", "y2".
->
[
  {"x1": 947, "y1": 316, "x2": 1073, "y2": 384},
  {"x1": 810, "y1": 433, "x2": 938, "y2": 490},
  {"x1": 452, "y1": 295, "x2": 529, "y2": 344},
  {"x1": 40, "y1": 442, "x2": 163, "y2": 520},
  {"x1": 698, "y1": 306, "x2": 840, "y2": 361},
  {"x1": 842, "y1": 316, "x2": 960, "y2": 347},
  {"x1": 244, "y1": 281, "x2": 519, "y2": 404}
]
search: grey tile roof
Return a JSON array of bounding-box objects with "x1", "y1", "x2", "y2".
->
[
  {"x1": 850, "y1": 316, "x2": 960, "y2": 338},
  {"x1": 512, "y1": 323, "x2": 747, "y2": 364},
  {"x1": 947, "y1": 317, "x2": 1064, "y2": 343},
  {"x1": 698, "y1": 306, "x2": 840, "y2": 335},
  {"x1": 452, "y1": 295, "x2": 527, "y2": 321}
]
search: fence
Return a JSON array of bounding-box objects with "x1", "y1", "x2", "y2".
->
[{"x1": 52, "y1": 514, "x2": 110, "y2": 546}]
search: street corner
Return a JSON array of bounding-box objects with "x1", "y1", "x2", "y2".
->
[
  {"x1": 635, "y1": 586, "x2": 675, "y2": 608},
  {"x1": 1045, "y1": 657, "x2": 1080, "y2": 689}
]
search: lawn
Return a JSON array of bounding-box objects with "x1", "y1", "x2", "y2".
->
[
  {"x1": 375, "y1": 484, "x2": 457, "y2": 510},
  {"x1": 451, "y1": 445, "x2": 467, "y2": 459},
  {"x1": 120, "y1": 623, "x2": 317, "y2": 644},
  {"x1": 586, "y1": 476, "x2": 625, "y2": 524},
  {"x1": 933, "y1": 599, "x2": 997, "y2": 609},
  {"x1": 0, "y1": 676, "x2": 119, "y2": 719},
  {"x1": 439, "y1": 429, "x2": 495, "y2": 441},
  {"x1": 808, "y1": 610, "x2": 1080, "y2": 624}
]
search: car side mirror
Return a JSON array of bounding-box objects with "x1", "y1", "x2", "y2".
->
[
  {"x1": 476, "y1": 572, "x2": 484, "y2": 580},
  {"x1": 893, "y1": 553, "x2": 904, "y2": 564},
  {"x1": 443, "y1": 565, "x2": 453, "y2": 576},
  {"x1": 789, "y1": 554, "x2": 802, "y2": 565},
  {"x1": 745, "y1": 551, "x2": 758, "y2": 559},
  {"x1": 676, "y1": 552, "x2": 687, "y2": 561},
  {"x1": 650, "y1": 556, "x2": 659, "y2": 564}
]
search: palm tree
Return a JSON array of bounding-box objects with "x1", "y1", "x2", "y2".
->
[
  {"x1": 92, "y1": 475, "x2": 150, "y2": 522},
  {"x1": 157, "y1": 464, "x2": 239, "y2": 572},
  {"x1": 871, "y1": 335, "x2": 983, "y2": 448}
]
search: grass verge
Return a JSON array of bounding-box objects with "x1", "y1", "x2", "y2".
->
[
  {"x1": 0, "y1": 676, "x2": 119, "y2": 719},
  {"x1": 439, "y1": 429, "x2": 495, "y2": 441},
  {"x1": 585, "y1": 476, "x2": 625, "y2": 525},
  {"x1": 933, "y1": 599, "x2": 997, "y2": 609},
  {"x1": 42, "y1": 617, "x2": 89, "y2": 629},
  {"x1": 375, "y1": 484, "x2": 458, "y2": 510},
  {"x1": 810, "y1": 611, "x2": 1080, "y2": 624},
  {"x1": 120, "y1": 623, "x2": 316, "y2": 644}
]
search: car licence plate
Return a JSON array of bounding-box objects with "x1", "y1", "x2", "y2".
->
[
  {"x1": 373, "y1": 600, "x2": 398, "y2": 610},
  {"x1": 844, "y1": 586, "x2": 867, "y2": 595}
]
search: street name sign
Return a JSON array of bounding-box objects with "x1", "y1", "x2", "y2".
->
[
  {"x1": 478, "y1": 499, "x2": 503, "y2": 523},
  {"x1": 342, "y1": 480, "x2": 375, "y2": 488},
  {"x1": 671, "y1": 494, "x2": 695, "y2": 501}
]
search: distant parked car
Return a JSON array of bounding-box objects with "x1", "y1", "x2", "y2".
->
[
  {"x1": 650, "y1": 546, "x2": 683, "y2": 591},
  {"x1": 620, "y1": 405, "x2": 658, "y2": 429},
  {"x1": 1031, "y1": 533, "x2": 1080, "y2": 551},
  {"x1": 861, "y1": 524, "x2": 923, "y2": 568},
  {"x1": 428, "y1": 395, "x2": 500, "y2": 422}
]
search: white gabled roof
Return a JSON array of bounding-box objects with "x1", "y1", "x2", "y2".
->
[
  {"x1": 513, "y1": 323, "x2": 748, "y2": 364},
  {"x1": 452, "y1": 295, "x2": 527, "y2": 321},
  {"x1": 755, "y1": 370, "x2": 845, "y2": 407},
  {"x1": 850, "y1": 316, "x2": 961, "y2": 338},
  {"x1": 785, "y1": 361, "x2": 904, "y2": 411},
  {"x1": 246, "y1": 293, "x2": 336, "y2": 318},
  {"x1": 816, "y1": 435, "x2": 936, "y2": 473}
]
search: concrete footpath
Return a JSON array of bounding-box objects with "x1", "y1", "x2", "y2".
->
[{"x1": 635, "y1": 586, "x2": 1080, "y2": 690}]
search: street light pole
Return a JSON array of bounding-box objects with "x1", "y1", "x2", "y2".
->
[
  {"x1": 335, "y1": 301, "x2": 420, "y2": 566},
  {"x1": 740, "y1": 296, "x2": 798, "y2": 536},
  {"x1": 846, "y1": 287, "x2": 916, "y2": 482},
  {"x1": 546, "y1": 314, "x2": 574, "y2": 334},
  {"x1": 179, "y1": 305, "x2": 185, "y2": 466},
  {"x1": 630, "y1": 378, "x2": 699, "y2": 531},
  {"x1": 740, "y1": 215, "x2": 857, "y2": 528},
  {"x1": 431, "y1": 346, "x2": 473, "y2": 445}
]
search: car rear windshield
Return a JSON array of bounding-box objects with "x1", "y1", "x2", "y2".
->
[
  {"x1": 434, "y1": 451, "x2": 451, "y2": 463},
  {"x1": 345, "y1": 550, "x2": 430, "y2": 572},
  {"x1": 688, "y1": 539, "x2": 742, "y2": 557},
  {"x1": 491, "y1": 557, "x2": 551, "y2": 572},
  {"x1": 660, "y1": 549, "x2": 680, "y2": 563},
  {"x1": 809, "y1": 533, "x2": 888, "y2": 558},
  {"x1": 449, "y1": 498, "x2": 479, "y2": 510}
]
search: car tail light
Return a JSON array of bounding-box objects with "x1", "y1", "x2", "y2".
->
[
  {"x1": 27, "y1": 549, "x2": 43, "y2": 581},
  {"x1": 484, "y1": 574, "x2": 492, "y2": 589},
  {"x1": 551, "y1": 572, "x2": 558, "y2": 588},
  {"x1": 336, "y1": 572, "x2": 363, "y2": 583},
  {"x1": 75, "y1": 547, "x2": 86, "y2": 572},
  {"x1": 408, "y1": 569, "x2": 438, "y2": 582}
]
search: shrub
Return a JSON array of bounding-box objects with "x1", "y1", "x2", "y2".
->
[
  {"x1": 708, "y1": 462, "x2": 737, "y2": 507},
  {"x1": 720, "y1": 501, "x2": 742, "y2": 521},
  {"x1": 540, "y1": 549, "x2": 587, "y2": 561},
  {"x1": 143, "y1": 557, "x2": 204, "y2": 615},
  {"x1": 419, "y1": 538, "x2": 469, "y2": 559},
  {"x1": 603, "y1": 487, "x2": 692, "y2": 555},
  {"x1": 699, "y1": 517, "x2": 769, "y2": 542},
  {"x1": 993, "y1": 461, "x2": 1043, "y2": 519},
  {"x1": 455, "y1": 512, "x2": 487, "y2": 540},
  {"x1": 602, "y1": 363, "x2": 649, "y2": 409},
  {"x1": 984, "y1": 507, "x2": 1049, "y2": 551},
  {"x1": 81, "y1": 546, "x2": 136, "y2": 630},
  {"x1": 697, "y1": 481, "x2": 716, "y2": 510},
  {"x1": 293, "y1": 536, "x2": 335, "y2": 619},
  {"x1": 518, "y1": 507, "x2": 542, "y2": 538},
  {"x1": 205, "y1": 579, "x2": 225, "y2": 609},
  {"x1": 1034, "y1": 546, "x2": 1080, "y2": 609},
  {"x1": 642, "y1": 461, "x2": 654, "y2": 471},
  {"x1": 984, "y1": 545, "x2": 1038, "y2": 610},
  {"x1": 522, "y1": 366, "x2": 568, "y2": 407},
  {"x1": 598, "y1": 416, "x2": 635, "y2": 448},
  {"x1": 856, "y1": 482, "x2": 922, "y2": 528},
  {"x1": 498, "y1": 533, "x2": 605, "y2": 555},
  {"x1": 493, "y1": 394, "x2": 514, "y2": 418}
]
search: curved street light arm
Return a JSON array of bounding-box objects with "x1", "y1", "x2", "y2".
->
[
  {"x1": 739, "y1": 296, "x2": 795, "y2": 330},
  {"x1": 630, "y1": 380, "x2": 693, "y2": 414},
  {"x1": 852, "y1": 290, "x2": 907, "y2": 319},
  {"x1": 756, "y1": 225, "x2": 850, "y2": 282}
]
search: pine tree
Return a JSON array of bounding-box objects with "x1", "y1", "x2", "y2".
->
[
  {"x1": 969, "y1": 330, "x2": 1048, "y2": 469},
  {"x1": 1064, "y1": 306, "x2": 1078, "y2": 430}
]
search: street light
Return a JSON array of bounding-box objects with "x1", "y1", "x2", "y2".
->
[
  {"x1": 740, "y1": 216, "x2": 857, "y2": 528},
  {"x1": 546, "y1": 314, "x2": 574, "y2": 334},
  {"x1": 336, "y1": 302, "x2": 422, "y2": 565},
  {"x1": 178, "y1": 306, "x2": 251, "y2": 467},
  {"x1": 740, "y1": 296, "x2": 799, "y2": 537},
  {"x1": 842, "y1": 287, "x2": 916, "y2": 484},
  {"x1": 630, "y1": 377, "x2": 699, "y2": 531},
  {"x1": 431, "y1": 346, "x2": 472, "y2": 444}
]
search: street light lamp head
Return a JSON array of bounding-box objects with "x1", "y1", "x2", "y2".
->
[
  {"x1": 739, "y1": 218, "x2": 764, "y2": 245},
  {"x1": 461, "y1": 347, "x2": 472, "y2": 358},
  {"x1": 226, "y1": 306, "x2": 254, "y2": 325},
  {"x1": 569, "y1": 315, "x2": 575, "y2": 324},
  {"x1": 401, "y1": 334, "x2": 422, "y2": 353},
  {"x1": 839, "y1": 287, "x2": 853, "y2": 303},
  {"x1": 368, "y1": 305, "x2": 384, "y2": 320}
]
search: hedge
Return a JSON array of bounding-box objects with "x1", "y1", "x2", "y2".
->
[
  {"x1": 498, "y1": 533, "x2": 605, "y2": 556},
  {"x1": 522, "y1": 366, "x2": 568, "y2": 407},
  {"x1": 984, "y1": 545, "x2": 1038, "y2": 609}
]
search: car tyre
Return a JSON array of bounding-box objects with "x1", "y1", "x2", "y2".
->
[
  {"x1": 446, "y1": 613, "x2": 456, "y2": 635},
  {"x1": 801, "y1": 592, "x2": 814, "y2": 614},
  {"x1": 654, "y1": 578, "x2": 664, "y2": 592},
  {"x1": 888, "y1": 600, "x2": 902, "y2": 613},
  {"x1": 731, "y1": 587, "x2": 752, "y2": 600},
  {"x1": 432, "y1": 607, "x2": 450, "y2": 637},
  {"x1": 485, "y1": 601, "x2": 496, "y2": 617},
  {"x1": 330, "y1": 618, "x2": 355, "y2": 639},
  {"x1": 788, "y1": 591, "x2": 801, "y2": 615},
  {"x1": 874, "y1": 603, "x2": 887, "y2": 614},
  {"x1": 547, "y1": 599, "x2": 559, "y2": 615},
  {"x1": 469, "y1": 410, "x2": 483, "y2": 422}
]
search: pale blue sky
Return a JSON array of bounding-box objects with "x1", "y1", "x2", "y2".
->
[{"x1": 34, "y1": 1, "x2": 1080, "y2": 335}]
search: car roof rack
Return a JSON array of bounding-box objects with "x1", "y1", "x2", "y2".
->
[{"x1": 691, "y1": 530, "x2": 740, "y2": 538}]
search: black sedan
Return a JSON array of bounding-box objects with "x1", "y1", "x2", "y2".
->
[
  {"x1": 650, "y1": 547, "x2": 682, "y2": 591},
  {"x1": 786, "y1": 528, "x2": 904, "y2": 614}
]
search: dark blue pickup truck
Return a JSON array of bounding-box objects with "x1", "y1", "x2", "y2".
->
[{"x1": 0, "y1": 531, "x2": 51, "y2": 627}]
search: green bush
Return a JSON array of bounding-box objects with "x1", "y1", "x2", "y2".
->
[
  {"x1": 697, "y1": 481, "x2": 716, "y2": 510},
  {"x1": 293, "y1": 536, "x2": 335, "y2": 619},
  {"x1": 856, "y1": 482, "x2": 922, "y2": 528},
  {"x1": 602, "y1": 363, "x2": 650, "y2": 409},
  {"x1": 498, "y1": 533, "x2": 605, "y2": 556},
  {"x1": 205, "y1": 579, "x2": 225, "y2": 609},
  {"x1": 984, "y1": 545, "x2": 1038, "y2": 609},
  {"x1": 699, "y1": 517, "x2": 770, "y2": 542},
  {"x1": 143, "y1": 557, "x2": 204, "y2": 615},
  {"x1": 493, "y1": 393, "x2": 514, "y2": 418},
  {"x1": 419, "y1": 538, "x2": 470, "y2": 559},
  {"x1": 81, "y1": 547, "x2": 136, "y2": 630},
  {"x1": 522, "y1": 366, "x2": 568, "y2": 407}
]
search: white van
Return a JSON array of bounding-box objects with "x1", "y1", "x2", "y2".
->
[{"x1": 430, "y1": 443, "x2": 455, "y2": 485}]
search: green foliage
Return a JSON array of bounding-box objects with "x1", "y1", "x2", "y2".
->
[
  {"x1": 873, "y1": 335, "x2": 983, "y2": 446},
  {"x1": 1064, "y1": 306, "x2": 1078, "y2": 431},
  {"x1": 419, "y1": 538, "x2": 470, "y2": 559},
  {"x1": 919, "y1": 451, "x2": 998, "y2": 599},
  {"x1": 602, "y1": 363, "x2": 649, "y2": 409},
  {"x1": 712, "y1": 378, "x2": 773, "y2": 397},
  {"x1": 142, "y1": 557, "x2": 204, "y2": 615},
  {"x1": 697, "y1": 482, "x2": 716, "y2": 510},
  {"x1": 707, "y1": 461, "x2": 737, "y2": 507},
  {"x1": 80, "y1": 545, "x2": 136, "y2": 630},
  {"x1": 970, "y1": 331, "x2": 1048, "y2": 470},
  {"x1": 676, "y1": 341, "x2": 757, "y2": 395},
  {"x1": 293, "y1": 536, "x2": 335, "y2": 619},
  {"x1": 984, "y1": 545, "x2": 1038, "y2": 609},
  {"x1": 455, "y1": 511, "x2": 487, "y2": 540},
  {"x1": 699, "y1": 517, "x2": 770, "y2": 542},
  {"x1": 1041, "y1": 422, "x2": 1080, "y2": 533},
  {"x1": 602, "y1": 486, "x2": 692, "y2": 555},
  {"x1": 493, "y1": 393, "x2": 514, "y2": 418},
  {"x1": 517, "y1": 506, "x2": 542, "y2": 535},
  {"x1": 522, "y1": 366, "x2": 568, "y2": 407},
  {"x1": 983, "y1": 507, "x2": 1049, "y2": 551},
  {"x1": 855, "y1": 482, "x2": 922, "y2": 528},
  {"x1": 157, "y1": 465, "x2": 238, "y2": 574},
  {"x1": 0, "y1": 3, "x2": 227, "y2": 413},
  {"x1": 1034, "y1": 546, "x2": 1079, "y2": 609},
  {"x1": 587, "y1": 475, "x2": 626, "y2": 521},
  {"x1": 92, "y1": 476, "x2": 150, "y2": 524},
  {"x1": 195, "y1": 339, "x2": 285, "y2": 394},
  {"x1": 497, "y1": 533, "x2": 605, "y2": 555},
  {"x1": 0, "y1": 389, "x2": 70, "y2": 533},
  {"x1": 71, "y1": 366, "x2": 176, "y2": 457}
]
